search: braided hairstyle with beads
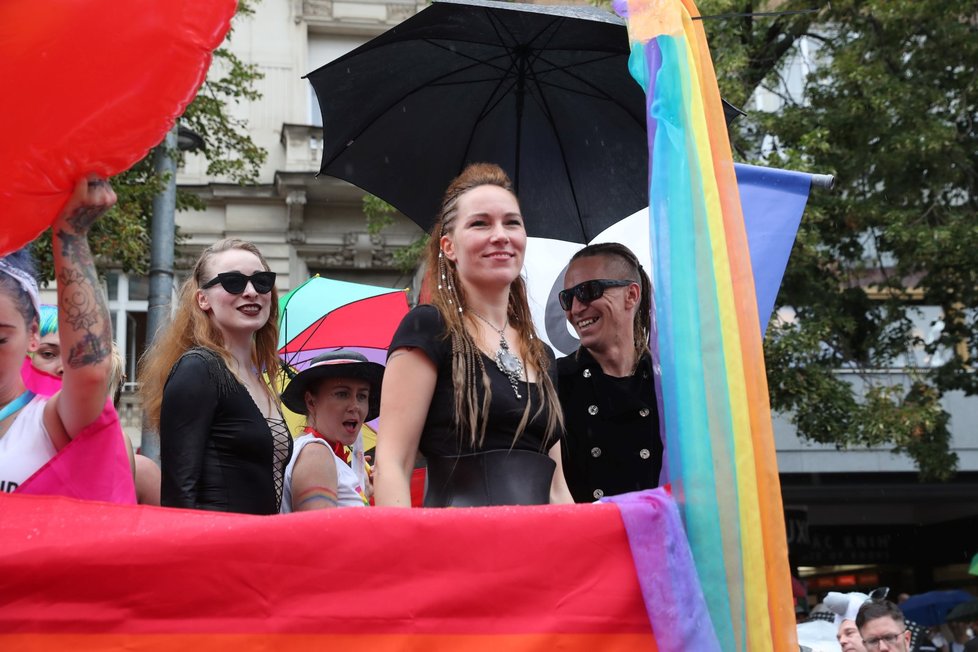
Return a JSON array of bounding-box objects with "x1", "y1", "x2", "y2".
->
[{"x1": 424, "y1": 163, "x2": 563, "y2": 449}]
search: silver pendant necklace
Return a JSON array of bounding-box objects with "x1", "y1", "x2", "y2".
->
[{"x1": 470, "y1": 310, "x2": 524, "y2": 399}]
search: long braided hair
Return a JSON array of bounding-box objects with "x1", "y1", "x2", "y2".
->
[
  {"x1": 425, "y1": 163, "x2": 563, "y2": 449},
  {"x1": 569, "y1": 242, "x2": 652, "y2": 363}
]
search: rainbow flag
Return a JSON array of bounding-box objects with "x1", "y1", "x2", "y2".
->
[
  {"x1": 613, "y1": 0, "x2": 796, "y2": 649},
  {"x1": 0, "y1": 487, "x2": 715, "y2": 650}
]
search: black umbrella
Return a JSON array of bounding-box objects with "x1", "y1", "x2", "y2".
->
[
  {"x1": 306, "y1": 0, "x2": 741, "y2": 242},
  {"x1": 901, "y1": 590, "x2": 974, "y2": 627},
  {"x1": 946, "y1": 598, "x2": 978, "y2": 623}
]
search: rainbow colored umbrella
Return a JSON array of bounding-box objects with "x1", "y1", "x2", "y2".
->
[
  {"x1": 278, "y1": 276, "x2": 409, "y2": 373},
  {"x1": 277, "y1": 276, "x2": 410, "y2": 449}
]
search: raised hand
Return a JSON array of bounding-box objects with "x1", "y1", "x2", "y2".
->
[{"x1": 47, "y1": 176, "x2": 116, "y2": 441}]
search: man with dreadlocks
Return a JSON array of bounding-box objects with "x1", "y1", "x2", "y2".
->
[{"x1": 556, "y1": 243, "x2": 663, "y2": 503}]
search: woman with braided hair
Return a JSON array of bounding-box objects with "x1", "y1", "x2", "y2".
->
[
  {"x1": 557, "y1": 242, "x2": 663, "y2": 503},
  {"x1": 375, "y1": 163, "x2": 572, "y2": 507}
]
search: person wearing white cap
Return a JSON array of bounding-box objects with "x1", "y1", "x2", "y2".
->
[
  {"x1": 279, "y1": 350, "x2": 384, "y2": 511},
  {"x1": 825, "y1": 591, "x2": 872, "y2": 652}
]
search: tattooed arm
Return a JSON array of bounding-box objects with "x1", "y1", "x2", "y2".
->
[{"x1": 44, "y1": 177, "x2": 117, "y2": 446}]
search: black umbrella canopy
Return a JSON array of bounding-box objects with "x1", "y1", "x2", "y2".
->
[
  {"x1": 307, "y1": 0, "x2": 739, "y2": 243},
  {"x1": 946, "y1": 599, "x2": 978, "y2": 623}
]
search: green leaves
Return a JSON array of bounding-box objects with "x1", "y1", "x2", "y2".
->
[
  {"x1": 704, "y1": 0, "x2": 977, "y2": 479},
  {"x1": 363, "y1": 194, "x2": 429, "y2": 274},
  {"x1": 364, "y1": 194, "x2": 398, "y2": 236},
  {"x1": 183, "y1": 47, "x2": 267, "y2": 182}
]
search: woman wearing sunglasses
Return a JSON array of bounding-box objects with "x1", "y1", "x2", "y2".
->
[
  {"x1": 375, "y1": 163, "x2": 572, "y2": 507},
  {"x1": 556, "y1": 242, "x2": 662, "y2": 503},
  {"x1": 140, "y1": 239, "x2": 292, "y2": 514}
]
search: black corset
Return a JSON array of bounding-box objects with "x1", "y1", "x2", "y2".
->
[{"x1": 424, "y1": 449, "x2": 555, "y2": 507}]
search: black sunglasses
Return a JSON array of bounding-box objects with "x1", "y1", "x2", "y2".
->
[
  {"x1": 558, "y1": 278, "x2": 635, "y2": 311},
  {"x1": 201, "y1": 271, "x2": 276, "y2": 295}
]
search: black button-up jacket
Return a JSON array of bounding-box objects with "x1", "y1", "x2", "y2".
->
[{"x1": 557, "y1": 348, "x2": 663, "y2": 503}]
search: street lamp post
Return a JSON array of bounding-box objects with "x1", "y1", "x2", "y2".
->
[
  {"x1": 141, "y1": 124, "x2": 203, "y2": 463},
  {"x1": 140, "y1": 127, "x2": 178, "y2": 463}
]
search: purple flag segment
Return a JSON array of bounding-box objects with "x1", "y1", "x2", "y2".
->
[
  {"x1": 735, "y1": 162, "x2": 812, "y2": 334},
  {"x1": 604, "y1": 488, "x2": 722, "y2": 652}
]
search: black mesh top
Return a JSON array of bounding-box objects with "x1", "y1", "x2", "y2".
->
[{"x1": 160, "y1": 348, "x2": 292, "y2": 515}]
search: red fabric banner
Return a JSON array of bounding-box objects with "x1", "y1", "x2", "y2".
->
[{"x1": 0, "y1": 494, "x2": 656, "y2": 651}]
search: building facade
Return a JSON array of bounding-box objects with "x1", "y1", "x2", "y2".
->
[{"x1": 176, "y1": 0, "x2": 427, "y2": 291}]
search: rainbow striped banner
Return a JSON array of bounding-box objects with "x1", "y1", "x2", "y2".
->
[{"x1": 613, "y1": 0, "x2": 797, "y2": 649}]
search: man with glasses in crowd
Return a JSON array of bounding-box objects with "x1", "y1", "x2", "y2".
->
[
  {"x1": 556, "y1": 243, "x2": 662, "y2": 502},
  {"x1": 857, "y1": 600, "x2": 913, "y2": 652}
]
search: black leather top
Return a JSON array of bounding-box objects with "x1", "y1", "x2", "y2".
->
[{"x1": 424, "y1": 449, "x2": 555, "y2": 507}]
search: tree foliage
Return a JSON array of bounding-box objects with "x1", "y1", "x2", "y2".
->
[
  {"x1": 35, "y1": 1, "x2": 266, "y2": 282},
  {"x1": 700, "y1": 0, "x2": 977, "y2": 479},
  {"x1": 363, "y1": 194, "x2": 429, "y2": 274}
]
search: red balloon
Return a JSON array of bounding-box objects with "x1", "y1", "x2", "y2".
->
[{"x1": 0, "y1": 0, "x2": 237, "y2": 257}]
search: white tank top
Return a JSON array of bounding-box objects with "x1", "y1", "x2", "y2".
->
[
  {"x1": 0, "y1": 396, "x2": 55, "y2": 494},
  {"x1": 281, "y1": 433, "x2": 368, "y2": 512}
]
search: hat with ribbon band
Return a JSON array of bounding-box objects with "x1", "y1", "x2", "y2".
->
[{"x1": 280, "y1": 350, "x2": 384, "y2": 421}]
